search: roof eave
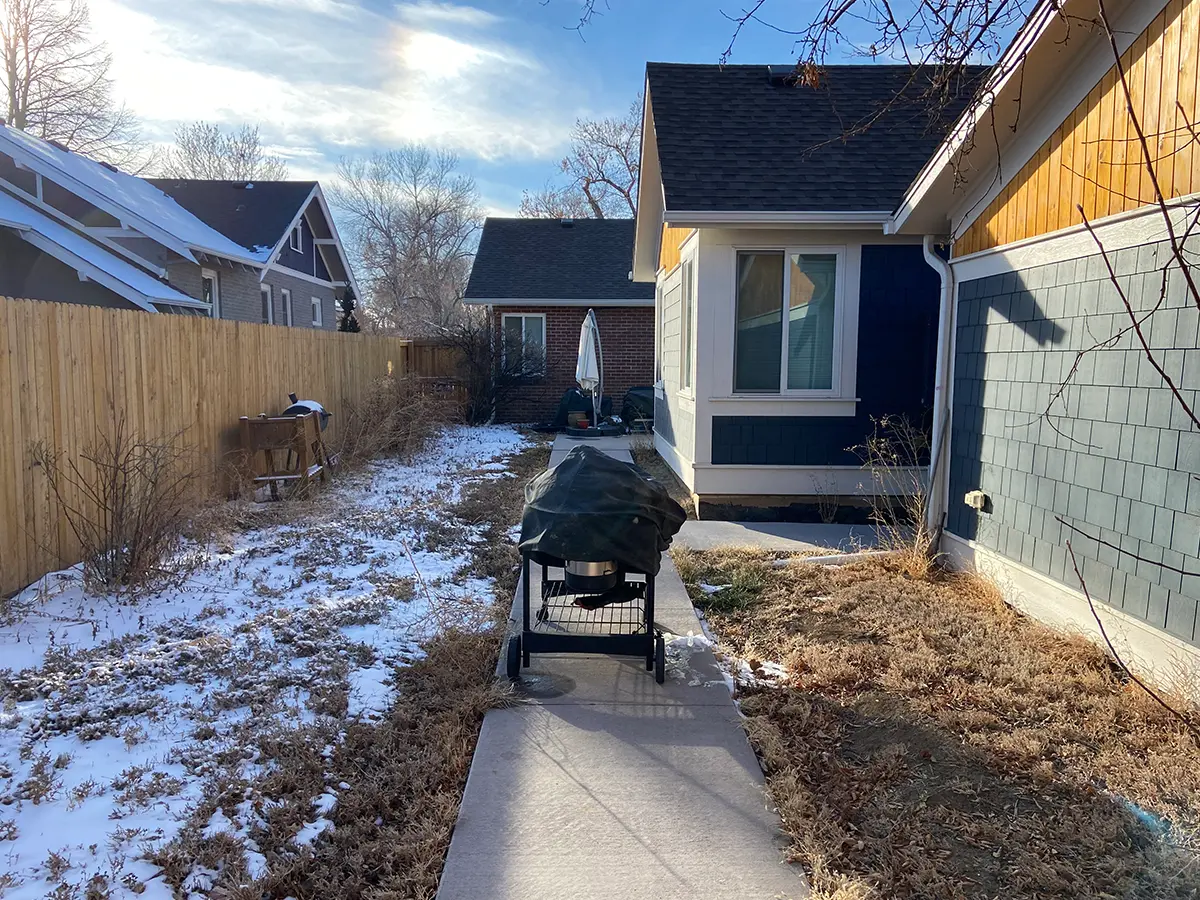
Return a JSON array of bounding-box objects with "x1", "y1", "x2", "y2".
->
[
  {"x1": 632, "y1": 80, "x2": 665, "y2": 283},
  {"x1": 665, "y1": 209, "x2": 892, "y2": 228},
  {"x1": 464, "y1": 297, "x2": 654, "y2": 307}
]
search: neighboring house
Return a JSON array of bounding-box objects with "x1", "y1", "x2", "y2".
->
[
  {"x1": 632, "y1": 63, "x2": 981, "y2": 512},
  {"x1": 0, "y1": 123, "x2": 357, "y2": 327},
  {"x1": 891, "y1": 0, "x2": 1200, "y2": 678},
  {"x1": 465, "y1": 217, "x2": 655, "y2": 423}
]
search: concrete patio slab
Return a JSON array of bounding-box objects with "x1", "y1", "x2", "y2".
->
[
  {"x1": 549, "y1": 433, "x2": 635, "y2": 467},
  {"x1": 676, "y1": 520, "x2": 879, "y2": 553},
  {"x1": 436, "y1": 703, "x2": 801, "y2": 900}
]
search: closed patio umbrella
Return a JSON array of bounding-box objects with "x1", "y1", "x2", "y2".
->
[{"x1": 576, "y1": 308, "x2": 603, "y2": 427}]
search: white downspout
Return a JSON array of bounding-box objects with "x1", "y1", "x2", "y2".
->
[{"x1": 923, "y1": 234, "x2": 956, "y2": 541}]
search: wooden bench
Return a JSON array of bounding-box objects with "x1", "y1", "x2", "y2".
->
[{"x1": 239, "y1": 411, "x2": 331, "y2": 499}]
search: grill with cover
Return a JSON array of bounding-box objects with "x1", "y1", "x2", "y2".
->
[{"x1": 508, "y1": 445, "x2": 687, "y2": 683}]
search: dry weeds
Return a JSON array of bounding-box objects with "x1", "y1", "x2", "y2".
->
[
  {"x1": 630, "y1": 434, "x2": 696, "y2": 519},
  {"x1": 335, "y1": 374, "x2": 461, "y2": 468},
  {"x1": 676, "y1": 548, "x2": 1200, "y2": 900}
]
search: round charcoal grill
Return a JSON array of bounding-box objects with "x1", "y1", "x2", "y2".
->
[{"x1": 282, "y1": 393, "x2": 331, "y2": 431}]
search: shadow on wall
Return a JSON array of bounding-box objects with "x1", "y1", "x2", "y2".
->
[{"x1": 948, "y1": 247, "x2": 1200, "y2": 647}]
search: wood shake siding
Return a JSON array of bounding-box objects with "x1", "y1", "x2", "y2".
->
[
  {"x1": 957, "y1": 0, "x2": 1200, "y2": 256},
  {"x1": 659, "y1": 225, "x2": 694, "y2": 273}
]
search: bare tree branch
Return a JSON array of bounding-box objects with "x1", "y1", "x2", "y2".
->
[
  {"x1": 0, "y1": 0, "x2": 143, "y2": 167},
  {"x1": 332, "y1": 146, "x2": 483, "y2": 336},
  {"x1": 520, "y1": 96, "x2": 641, "y2": 219},
  {"x1": 158, "y1": 122, "x2": 289, "y2": 181}
]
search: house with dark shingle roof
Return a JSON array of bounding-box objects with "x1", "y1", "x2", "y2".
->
[
  {"x1": 465, "y1": 217, "x2": 655, "y2": 423},
  {"x1": 632, "y1": 62, "x2": 982, "y2": 512},
  {"x1": 0, "y1": 122, "x2": 357, "y2": 328},
  {"x1": 149, "y1": 179, "x2": 358, "y2": 329}
]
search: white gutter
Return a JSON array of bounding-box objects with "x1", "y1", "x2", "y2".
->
[{"x1": 923, "y1": 234, "x2": 955, "y2": 539}]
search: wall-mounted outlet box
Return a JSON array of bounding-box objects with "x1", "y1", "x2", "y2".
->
[{"x1": 964, "y1": 490, "x2": 990, "y2": 511}]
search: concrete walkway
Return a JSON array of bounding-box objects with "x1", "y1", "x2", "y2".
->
[
  {"x1": 436, "y1": 435, "x2": 805, "y2": 900},
  {"x1": 676, "y1": 521, "x2": 879, "y2": 553},
  {"x1": 548, "y1": 433, "x2": 633, "y2": 466}
]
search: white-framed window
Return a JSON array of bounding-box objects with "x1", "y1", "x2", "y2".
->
[
  {"x1": 201, "y1": 268, "x2": 220, "y2": 318},
  {"x1": 281, "y1": 288, "x2": 293, "y2": 326},
  {"x1": 733, "y1": 247, "x2": 843, "y2": 394},
  {"x1": 260, "y1": 285, "x2": 274, "y2": 324},
  {"x1": 680, "y1": 257, "x2": 695, "y2": 392},
  {"x1": 289, "y1": 223, "x2": 303, "y2": 253},
  {"x1": 311, "y1": 296, "x2": 323, "y2": 327},
  {"x1": 500, "y1": 312, "x2": 546, "y2": 374}
]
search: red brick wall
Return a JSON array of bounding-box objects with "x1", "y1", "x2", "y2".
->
[{"x1": 493, "y1": 305, "x2": 654, "y2": 424}]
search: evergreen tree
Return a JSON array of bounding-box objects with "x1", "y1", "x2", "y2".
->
[{"x1": 338, "y1": 288, "x2": 361, "y2": 333}]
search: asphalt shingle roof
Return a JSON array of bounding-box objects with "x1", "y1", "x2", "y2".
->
[
  {"x1": 646, "y1": 63, "x2": 986, "y2": 213},
  {"x1": 464, "y1": 218, "x2": 653, "y2": 302},
  {"x1": 145, "y1": 179, "x2": 316, "y2": 253}
]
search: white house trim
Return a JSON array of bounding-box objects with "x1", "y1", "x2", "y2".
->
[
  {"x1": 265, "y1": 263, "x2": 339, "y2": 288},
  {"x1": 890, "y1": 0, "x2": 1170, "y2": 238},
  {"x1": 257, "y1": 185, "x2": 362, "y2": 302},
  {"x1": 948, "y1": 194, "x2": 1200, "y2": 281},
  {"x1": 689, "y1": 463, "x2": 926, "y2": 498},
  {"x1": 463, "y1": 297, "x2": 655, "y2": 307},
  {"x1": 0, "y1": 178, "x2": 169, "y2": 278}
]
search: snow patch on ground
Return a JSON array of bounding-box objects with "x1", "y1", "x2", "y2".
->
[{"x1": 0, "y1": 425, "x2": 528, "y2": 899}]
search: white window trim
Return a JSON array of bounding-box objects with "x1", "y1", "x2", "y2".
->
[
  {"x1": 289, "y1": 224, "x2": 303, "y2": 253},
  {"x1": 730, "y1": 244, "x2": 848, "y2": 398},
  {"x1": 678, "y1": 254, "x2": 696, "y2": 398},
  {"x1": 261, "y1": 284, "x2": 274, "y2": 324},
  {"x1": 311, "y1": 296, "x2": 323, "y2": 328},
  {"x1": 281, "y1": 288, "x2": 293, "y2": 326},
  {"x1": 500, "y1": 312, "x2": 547, "y2": 374},
  {"x1": 201, "y1": 267, "x2": 220, "y2": 318}
]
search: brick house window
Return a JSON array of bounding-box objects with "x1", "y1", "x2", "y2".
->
[
  {"x1": 311, "y1": 296, "x2": 323, "y2": 327},
  {"x1": 289, "y1": 224, "x2": 302, "y2": 253},
  {"x1": 501, "y1": 313, "x2": 546, "y2": 374},
  {"x1": 281, "y1": 288, "x2": 293, "y2": 326}
]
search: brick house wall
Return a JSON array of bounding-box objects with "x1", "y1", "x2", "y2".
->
[
  {"x1": 492, "y1": 304, "x2": 654, "y2": 424},
  {"x1": 948, "y1": 238, "x2": 1200, "y2": 647}
]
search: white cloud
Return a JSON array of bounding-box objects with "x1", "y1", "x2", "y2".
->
[{"x1": 90, "y1": 0, "x2": 579, "y2": 174}]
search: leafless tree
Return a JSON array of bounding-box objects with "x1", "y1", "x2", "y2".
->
[
  {"x1": 332, "y1": 146, "x2": 483, "y2": 337},
  {"x1": 0, "y1": 0, "x2": 143, "y2": 167},
  {"x1": 159, "y1": 122, "x2": 289, "y2": 181},
  {"x1": 434, "y1": 308, "x2": 548, "y2": 424},
  {"x1": 519, "y1": 97, "x2": 641, "y2": 219}
]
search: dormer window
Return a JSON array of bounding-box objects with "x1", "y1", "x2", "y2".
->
[{"x1": 289, "y1": 223, "x2": 302, "y2": 253}]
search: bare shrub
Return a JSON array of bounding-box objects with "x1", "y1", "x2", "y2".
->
[
  {"x1": 31, "y1": 421, "x2": 202, "y2": 593},
  {"x1": 851, "y1": 415, "x2": 936, "y2": 580},
  {"x1": 335, "y1": 374, "x2": 459, "y2": 466},
  {"x1": 811, "y1": 475, "x2": 840, "y2": 525},
  {"x1": 436, "y1": 311, "x2": 547, "y2": 425}
]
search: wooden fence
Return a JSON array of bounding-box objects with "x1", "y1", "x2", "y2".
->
[{"x1": 0, "y1": 296, "x2": 459, "y2": 596}]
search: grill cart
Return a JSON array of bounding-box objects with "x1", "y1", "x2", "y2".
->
[
  {"x1": 510, "y1": 554, "x2": 664, "y2": 682},
  {"x1": 507, "y1": 445, "x2": 686, "y2": 684}
]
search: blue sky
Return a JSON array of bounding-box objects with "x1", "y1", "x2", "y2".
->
[{"x1": 89, "y1": 1, "x2": 920, "y2": 214}]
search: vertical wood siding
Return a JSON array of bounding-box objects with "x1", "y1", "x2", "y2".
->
[
  {"x1": 957, "y1": 0, "x2": 1199, "y2": 256},
  {"x1": 659, "y1": 225, "x2": 694, "y2": 273},
  {"x1": 0, "y1": 297, "x2": 457, "y2": 596}
]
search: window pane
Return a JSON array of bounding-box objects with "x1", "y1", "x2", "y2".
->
[
  {"x1": 787, "y1": 254, "x2": 837, "y2": 390},
  {"x1": 202, "y1": 276, "x2": 215, "y2": 305},
  {"x1": 734, "y1": 252, "x2": 783, "y2": 392},
  {"x1": 524, "y1": 315, "x2": 544, "y2": 349}
]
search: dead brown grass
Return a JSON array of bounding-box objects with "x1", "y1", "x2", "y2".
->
[
  {"x1": 675, "y1": 548, "x2": 1200, "y2": 900},
  {"x1": 630, "y1": 435, "x2": 696, "y2": 519},
  {"x1": 336, "y1": 374, "x2": 461, "y2": 468}
]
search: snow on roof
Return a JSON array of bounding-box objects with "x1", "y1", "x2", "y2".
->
[
  {"x1": 0, "y1": 189, "x2": 204, "y2": 309},
  {"x1": 0, "y1": 126, "x2": 269, "y2": 264}
]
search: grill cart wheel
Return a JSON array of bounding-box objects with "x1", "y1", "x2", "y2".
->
[
  {"x1": 654, "y1": 633, "x2": 665, "y2": 685},
  {"x1": 506, "y1": 635, "x2": 522, "y2": 681}
]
